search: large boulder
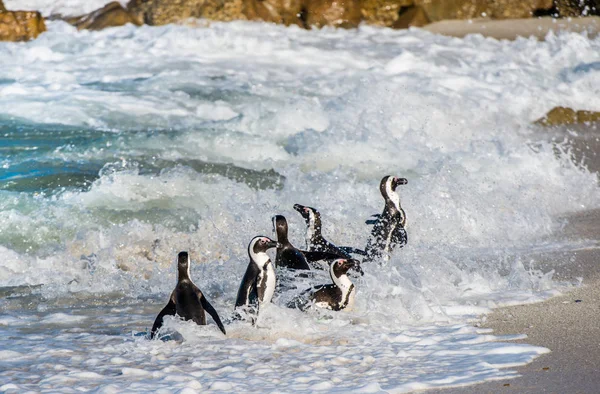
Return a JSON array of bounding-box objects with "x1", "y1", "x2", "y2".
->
[
  {"x1": 393, "y1": 5, "x2": 430, "y2": 28},
  {"x1": 535, "y1": 106, "x2": 600, "y2": 126},
  {"x1": 67, "y1": 2, "x2": 142, "y2": 30},
  {"x1": 0, "y1": 10, "x2": 46, "y2": 41},
  {"x1": 127, "y1": 0, "x2": 246, "y2": 25},
  {"x1": 414, "y1": 0, "x2": 554, "y2": 21},
  {"x1": 304, "y1": 0, "x2": 362, "y2": 28},
  {"x1": 361, "y1": 0, "x2": 413, "y2": 27},
  {"x1": 554, "y1": 0, "x2": 600, "y2": 17},
  {"x1": 243, "y1": 0, "x2": 305, "y2": 26}
]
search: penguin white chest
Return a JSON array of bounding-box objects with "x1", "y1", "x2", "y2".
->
[
  {"x1": 258, "y1": 263, "x2": 276, "y2": 306},
  {"x1": 343, "y1": 287, "x2": 356, "y2": 311}
]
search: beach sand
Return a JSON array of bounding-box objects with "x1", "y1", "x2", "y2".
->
[
  {"x1": 423, "y1": 16, "x2": 600, "y2": 40},
  {"x1": 428, "y1": 127, "x2": 600, "y2": 393}
]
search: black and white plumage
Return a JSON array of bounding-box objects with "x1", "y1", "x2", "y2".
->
[
  {"x1": 150, "y1": 251, "x2": 226, "y2": 338},
  {"x1": 364, "y1": 175, "x2": 408, "y2": 263},
  {"x1": 293, "y1": 203, "x2": 366, "y2": 258},
  {"x1": 234, "y1": 236, "x2": 280, "y2": 311},
  {"x1": 272, "y1": 215, "x2": 340, "y2": 270},
  {"x1": 291, "y1": 258, "x2": 363, "y2": 311}
]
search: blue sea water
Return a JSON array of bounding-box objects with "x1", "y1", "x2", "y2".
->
[{"x1": 0, "y1": 18, "x2": 599, "y2": 392}]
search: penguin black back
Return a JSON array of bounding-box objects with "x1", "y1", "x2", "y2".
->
[
  {"x1": 273, "y1": 215, "x2": 311, "y2": 270},
  {"x1": 150, "y1": 251, "x2": 226, "y2": 338},
  {"x1": 290, "y1": 258, "x2": 363, "y2": 311},
  {"x1": 293, "y1": 204, "x2": 366, "y2": 259}
]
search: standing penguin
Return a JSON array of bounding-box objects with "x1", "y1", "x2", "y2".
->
[
  {"x1": 235, "y1": 236, "x2": 280, "y2": 311},
  {"x1": 150, "y1": 251, "x2": 226, "y2": 339},
  {"x1": 293, "y1": 204, "x2": 365, "y2": 258},
  {"x1": 290, "y1": 258, "x2": 363, "y2": 311},
  {"x1": 364, "y1": 175, "x2": 408, "y2": 263},
  {"x1": 272, "y1": 215, "x2": 340, "y2": 270}
]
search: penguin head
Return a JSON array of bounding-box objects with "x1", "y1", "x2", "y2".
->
[
  {"x1": 293, "y1": 204, "x2": 319, "y2": 222},
  {"x1": 380, "y1": 176, "x2": 407, "y2": 211},
  {"x1": 380, "y1": 175, "x2": 408, "y2": 197},
  {"x1": 248, "y1": 236, "x2": 280, "y2": 264},
  {"x1": 272, "y1": 215, "x2": 288, "y2": 241},
  {"x1": 177, "y1": 251, "x2": 191, "y2": 279},
  {"x1": 331, "y1": 258, "x2": 363, "y2": 278}
]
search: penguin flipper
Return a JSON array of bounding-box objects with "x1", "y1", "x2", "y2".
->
[
  {"x1": 150, "y1": 295, "x2": 177, "y2": 339},
  {"x1": 288, "y1": 285, "x2": 324, "y2": 311},
  {"x1": 199, "y1": 294, "x2": 227, "y2": 335},
  {"x1": 365, "y1": 213, "x2": 381, "y2": 225},
  {"x1": 338, "y1": 246, "x2": 367, "y2": 256},
  {"x1": 301, "y1": 251, "x2": 341, "y2": 262},
  {"x1": 235, "y1": 262, "x2": 260, "y2": 308}
]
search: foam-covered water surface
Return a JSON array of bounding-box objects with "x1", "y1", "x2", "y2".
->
[{"x1": 1, "y1": 19, "x2": 599, "y2": 392}]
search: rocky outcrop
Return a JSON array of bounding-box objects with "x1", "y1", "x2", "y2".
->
[
  {"x1": 67, "y1": 2, "x2": 142, "y2": 30},
  {"x1": 304, "y1": 0, "x2": 362, "y2": 28},
  {"x1": 127, "y1": 0, "x2": 246, "y2": 25},
  {"x1": 62, "y1": 0, "x2": 600, "y2": 31},
  {"x1": 0, "y1": 10, "x2": 46, "y2": 41},
  {"x1": 535, "y1": 107, "x2": 600, "y2": 126},
  {"x1": 393, "y1": 5, "x2": 429, "y2": 28},
  {"x1": 361, "y1": 0, "x2": 412, "y2": 27},
  {"x1": 553, "y1": 0, "x2": 600, "y2": 17},
  {"x1": 243, "y1": 0, "x2": 305, "y2": 26}
]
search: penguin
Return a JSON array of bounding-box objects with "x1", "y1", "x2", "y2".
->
[
  {"x1": 293, "y1": 203, "x2": 366, "y2": 258},
  {"x1": 234, "y1": 236, "x2": 280, "y2": 311},
  {"x1": 272, "y1": 215, "x2": 340, "y2": 270},
  {"x1": 364, "y1": 175, "x2": 408, "y2": 263},
  {"x1": 290, "y1": 258, "x2": 363, "y2": 311},
  {"x1": 150, "y1": 251, "x2": 226, "y2": 339}
]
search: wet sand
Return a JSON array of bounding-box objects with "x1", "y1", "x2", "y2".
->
[
  {"x1": 423, "y1": 16, "x2": 600, "y2": 40},
  {"x1": 428, "y1": 127, "x2": 600, "y2": 393}
]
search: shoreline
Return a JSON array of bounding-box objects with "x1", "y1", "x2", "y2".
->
[
  {"x1": 428, "y1": 208, "x2": 600, "y2": 394},
  {"x1": 423, "y1": 16, "x2": 600, "y2": 40}
]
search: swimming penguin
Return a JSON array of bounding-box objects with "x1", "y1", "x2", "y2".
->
[
  {"x1": 272, "y1": 215, "x2": 340, "y2": 270},
  {"x1": 293, "y1": 203, "x2": 366, "y2": 258},
  {"x1": 290, "y1": 258, "x2": 363, "y2": 311},
  {"x1": 364, "y1": 175, "x2": 408, "y2": 263},
  {"x1": 150, "y1": 251, "x2": 226, "y2": 339},
  {"x1": 235, "y1": 236, "x2": 280, "y2": 312}
]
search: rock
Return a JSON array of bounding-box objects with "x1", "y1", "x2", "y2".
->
[
  {"x1": 554, "y1": 0, "x2": 600, "y2": 17},
  {"x1": 0, "y1": 1, "x2": 5, "y2": 12},
  {"x1": 67, "y1": 2, "x2": 142, "y2": 30},
  {"x1": 127, "y1": 0, "x2": 246, "y2": 25},
  {"x1": 535, "y1": 106, "x2": 600, "y2": 126},
  {"x1": 243, "y1": 0, "x2": 305, "y2": 26},
  {"x1": 414, "y1": 0, "x2": 554, "y2": 22},
  {"x1": 304, "y1": 0, "x2": 362, "y2": 28},
  {"x1": 0, "y1": 10, "x2": 46, "y2": 41},
  {"x1": 393, "y1": 5, "x2": 430, "y2": 28},
  {"x1": 361, "y1": 0, "x2": 413, "y2": 27}
]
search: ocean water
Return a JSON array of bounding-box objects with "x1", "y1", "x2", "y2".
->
[{"x1": 1, "y1": 13, "x2": 600, "y2": 393}]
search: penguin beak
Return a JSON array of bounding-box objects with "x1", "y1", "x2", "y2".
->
[
  {"x1": 345, "y1": 259, "x2": 364, "y2": 276},
  {"x1": 393, "y1": 177, "x2": 408, "y2": 190},
  {"x1": 266, "y1": 240, "x2": 280, "y2": 249},
  {"x1": 293, "y1": 204, "x2": 303, "y2": 212}
]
